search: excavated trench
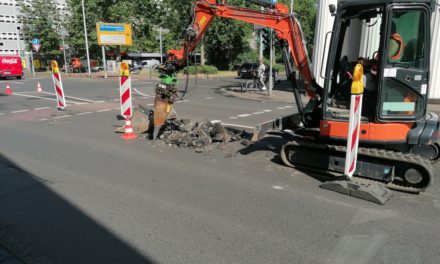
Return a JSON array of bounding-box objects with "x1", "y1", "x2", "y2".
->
[{"x1": 115, "y1": 106, "x2": 252, "y2": 152}]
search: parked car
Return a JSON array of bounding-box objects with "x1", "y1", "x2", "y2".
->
[
  {"x1": 140, "y1": 59, "x2": 160, "y2": 69},
  {"x1": 0, "y1": 55, "x2": 23, "y2": 79}
]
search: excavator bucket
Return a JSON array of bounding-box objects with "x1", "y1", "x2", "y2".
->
[{"x1": 153, "y1": 95, "x2": 173, "y2": 139}]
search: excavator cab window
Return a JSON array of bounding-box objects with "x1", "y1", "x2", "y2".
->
[
  {"x1": 325, "y1": 6, "x2": 383, "y2": 121},
  {"x1": 378, "y1": 8, "x2": 429, "y2": 121}
]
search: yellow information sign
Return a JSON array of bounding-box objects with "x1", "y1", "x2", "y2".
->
[{"x1": 96, "y1": 23, "x2": 132, "y2": 46}]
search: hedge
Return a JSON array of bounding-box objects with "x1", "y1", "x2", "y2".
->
[{"x1": 183, "y1": 65, "x2": 218, "y2": 75}]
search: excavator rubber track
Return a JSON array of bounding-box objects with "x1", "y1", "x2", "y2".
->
[{"x1": 280, "y1": 137, "x2": 435, "y2": 193}]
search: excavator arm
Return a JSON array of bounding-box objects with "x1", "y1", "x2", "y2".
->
[
  {"x1": 152, "y1": 0, "x2": 321, "y2": 139},
  {"x1": 166, "y1": 0, "x2": 319, "y2": 97}
]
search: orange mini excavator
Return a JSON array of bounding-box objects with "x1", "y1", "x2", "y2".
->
[{"x1": 153, "y1": 0, "x2": 439, "y2": 193}]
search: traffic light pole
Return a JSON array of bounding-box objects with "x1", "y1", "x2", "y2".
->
[
  {"x1": 268, "y1": 28, "x2": 273, "y2": 96},
  {"x1": 259, "y1": 30, "x2": 264, "y2": 60},
  {"x1": 30, "y1": 49, "x2": 35, "y2": 76}
]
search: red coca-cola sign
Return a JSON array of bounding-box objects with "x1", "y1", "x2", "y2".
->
[{"x1": 2, "y1": 58, "x2": 18, "y2": 64}]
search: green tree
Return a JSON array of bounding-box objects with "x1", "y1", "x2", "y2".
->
[
  {"x1": 277, "y1": 0, "x2": 317, "y2": 56},
  {"x1": 18, "y1": 0, "x2": 64, "y2": 58},
  {"x1": 160, "y1": 0, "x2": 254, "y2": 70}
]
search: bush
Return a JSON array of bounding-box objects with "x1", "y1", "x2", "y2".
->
[
  {"x1": 272, "y1": 63, "x2": 285, "y2": 72},
  {"x1": 183, "y1": 65, "x2": 218, "y2": 75}
]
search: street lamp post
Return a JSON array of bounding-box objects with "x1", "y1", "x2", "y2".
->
[{"x1": 81, "y1": 0, "x2": 91, "y2": 77}]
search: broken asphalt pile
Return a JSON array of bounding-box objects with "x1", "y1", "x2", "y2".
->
[
  {"x1": 158, "y1": 119, "x2": 252, "y2": 152},
  {"x1": 115, "y1": 106, "x2": 252, "y2": 152}
]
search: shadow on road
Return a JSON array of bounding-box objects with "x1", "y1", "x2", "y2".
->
[
  {"x1": 0, "y1": 153, "x2": 157, "y2": 264},
  {"x1": 238, "y1": 134, "x2": 335, "y2": 184}
]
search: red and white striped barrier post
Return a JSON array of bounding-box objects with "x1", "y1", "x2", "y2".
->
[
  {"x1": 119, "y1": 62, "x2": 132, "y2": 118},
  {"x1": 344, "y1": 64, "x2": 364, "y2": 179},
  {"x1": 51, "y1": 60, "x2": 66, "y2": 110},
  {"x1": 119, "y1": 62, "x2": 137, "y2": 140}
]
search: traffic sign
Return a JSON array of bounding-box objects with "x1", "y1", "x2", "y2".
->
[
  {"x1": 31, "y1": 38, "x2": 41, "y2": 52},
  {"x1": 96, "y1": 23, "x2": 132, "y2": 46}
]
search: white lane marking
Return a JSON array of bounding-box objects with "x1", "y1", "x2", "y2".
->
[
  {"x1": 1, "y1": 81, "x2": 23, "y2": 84},
  {"x1": 229, "y1": 116, "x2": 238, "y2": 119},
  {"x1": 220, "y1": 123, "x2": 254, "y2": 129},
  {"x1": 133, "y1": 88, "x2": 152, "y2": 97},
  {"x1": 76, "y1": 112, "x2": 92, "y2": 116},
  {"x1": 13, "y1": 92, "x2": 58, "y2": 102},
  {"x1": 237, "y1": 114, "x2": 251, "y2": 117},
  {"x1": 205, "y1": 97, "x2": 212, "y2": 100},
  {"x1": 97, "y1": 109, "x2": 111, "y2": 113},
  {"x1": 277, "y1": 106, "x2": 286, "y2": 110},
  {"x1": 64, "y1": 95, "x2": 96, "y2": 103},
  {"x1": 54, "y1": 115, "x2": 72, "y2": 119},
  {"x1": 252, "y1": 111, "x2": 264, "y2": 115},
  {"x1": 71, "y1": 102, "x2": 88, "y2": 105},
  {"x1": 38, "y1": 118, "x2": 48, "y2": 121},
  {"x1": 210, "y1": 120, "x2": 222, "y2": 123},
  {"x1": 34, "y1": 107, "x2": 51, "y2": 110},
  {"x1": 95, "y1": 101, "x2": 106, "y2": 103},
  {"x1": 263, "y1": 109, "x2": 272, "y2": 112},
  {"x1": 41, "y1": 91, "x2": 95, "y2": 103},
  {"x1": 11, "y1": 110, "x2": 29, "y2": 114},
  {"x1": 284, "y1": 105, "x2": 293, "y2": 108},
  {"x1": 272, "y1": 185, "x2": 285, "y2": 190}
]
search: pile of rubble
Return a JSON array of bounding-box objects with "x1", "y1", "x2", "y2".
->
[
  {"x1": 158, "y1": 119, "x2": 252, "y2": 151},
  {"x1": 114, "y1": 106, "x2": 252, "y2": 152}
]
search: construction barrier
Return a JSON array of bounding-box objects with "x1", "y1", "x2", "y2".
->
[
  {"x1": 51, "y1": 60, "x2": 66, "y2": 110},
  {"x1": 344, "y1": 64, "x2": 364, "y2": 179},
  {"x1": 119, "y1": 62, "x2": 132, "y2": 117},
  {"x1": 121, "y1": 116, "x2": 137, "y2": 139}
]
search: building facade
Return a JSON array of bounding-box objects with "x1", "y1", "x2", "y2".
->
[{"x1": 0, "y1": 0, "x2": 68, "y2": 56}]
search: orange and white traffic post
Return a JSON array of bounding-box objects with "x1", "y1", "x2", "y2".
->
[
  {"x1": 119, "y1": 62, "x2": 136, "y2": 139},
  {"x1": 344, "y1": 63, "x2": 364, "y2": 179},
  {"x1": 37, "y1": 81, "x2": 42, "y2": 92},
  {"x1": 4, "y1": 84, "x2": 12, "y2": 95},
  {"x1": 51, "y1": 60, "x2": 66, "y2": 110}
]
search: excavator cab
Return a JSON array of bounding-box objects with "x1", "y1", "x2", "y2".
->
[{"x1": 322, "y1": 0, "x2": 434, "y2": 144}]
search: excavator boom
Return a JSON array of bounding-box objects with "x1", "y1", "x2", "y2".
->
[{"x1": 167, "y1": 0, "x2": 319, "y2": 97}]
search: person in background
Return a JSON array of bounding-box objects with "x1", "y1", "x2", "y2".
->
[{"x1": 257, "y1": 59, "x2": 267, "y2": 91}]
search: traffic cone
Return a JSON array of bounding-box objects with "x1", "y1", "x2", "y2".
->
[
  {"x1": 37, "y1": 82, "x2": 42, "y2": 92},
  {"x1": 4, "y1": 84, "x2": 12, "y2": 95},
  {"x1": 121, "y1": 116, "x2": 137, "y2": 139}
]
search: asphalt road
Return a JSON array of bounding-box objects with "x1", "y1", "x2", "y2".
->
[{"x1": 0, "y1": 74, "x2": 439, "y2": 264}]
